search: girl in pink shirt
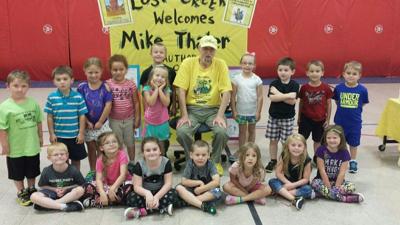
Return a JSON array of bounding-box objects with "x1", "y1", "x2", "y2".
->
[
  {"x1": 83, "y1": 132, "x2": 132, "y2": 208},
  {"x1": 106, "y1": 54, "x2": 140, "y2": 161},
  {"x1": 223, "y1": 142, "x2": 271, "y2": 205},
  {"x1": 142, "y1": 65, "x2": 171, "y2": 155}
]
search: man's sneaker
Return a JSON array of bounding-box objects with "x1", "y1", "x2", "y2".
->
[
  {"x1": 85, "y1": 170, "x2": 96, "y2": 182},
  {"x1": 125, "y1": 207, "x2": 147, "y2": 219},
  {"x1": 292, "y1": 197, "x2": 304, "y2": 210},
  {"x1": 201, "y1": 202, "x2": 217, "y2": 215},
  {"x1": 17, "y1": 189, "x2": 32, "y2": 206},
  {"x1": 160, "y1": 204, "x2": 173, "y2": 216},
  {"x1": 64, "y1": 201, "x2": 84, "y2": 212},
  {"x1": 343, "y1": 193, "x2": 364, "y2": 203},
  {"x1": 215, "y1": 163, "x2": 224, "y2": 176},
  {"x1": 265, "y1": 160, "x2": 277, "y2": 173},
  {"x1": 349, "y1": 160, "x2": 358, "y2": 173}
]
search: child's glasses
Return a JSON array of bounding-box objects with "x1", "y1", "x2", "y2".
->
[{"x1": 52, "y1": 153, "x2": 66, "y2": 157}]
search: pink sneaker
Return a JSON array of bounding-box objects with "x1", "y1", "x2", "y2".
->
[
  {"x1": 124, "y1": 207, "x2": 147, "y2": 219},
  {"x1": 254, "y1": 198, "x2": 266, "y2": 205}
]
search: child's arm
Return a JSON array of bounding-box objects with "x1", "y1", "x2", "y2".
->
[
  {"x1": 96, "y1": 171, "x2": 109, "y2": 206},
  {"x1": 158, "y1": 83, "x2": 171, "y2": 107},
  {"x1": 256, "y1": 84, "x2": 264, "y2": 121},
  {"x1": 324, "y1": 98, "x2": 332, "y2": 127},
  {"x1": 269, "y1": 86, "x2": 296, "y2": 103},
  {"x1": 229, "y1": 172, "x2": 248, "y2": 194},
  {"x1": 47, "y1": 114, "x2": 57, "y2": 143},
  {"x1": 230, "y1": 83, "x2": 238, "y2": 119},
  {"x1": 76, "y1": 115, "x2": 86, "y2": 144},
  {"x1": 95, "y1": 102, "x2": 112, "y2": 129},
  {"x1": 275, "y1": 160, "x2": 294, "y2": 187},
  {"x1": 144, "y1": 86, "x2": 159, "y2": 106},
  {"x1": 289, "y1": 162, "x2": 312, "y2": 189},
  {"x1": 181, "y1": 177, "x2": 204, "y2": 188},
  {"x1": 132, "y1": 88, "x2": 140, "y2": 128},
  {"x1": 194, "y1": 174, "x2": 220, "y2": 195},
  {"x1": 108, "y1": 163, "x2": 128, "y2": 202},
  {"x1": 335, "y1": 161, "x2": 348, "y2": 187},
  {"x1": 37, "y1": 122, "x2": 43, "y2": 147},
  {"x1": 0, "y1": 130, "x2": 9, "y2": 155},
  {"x1": 133, "y1": 174, "x2": 154, "y2": 209},
  {"x1": 153, "y1": 172, "x2": 173, "y2": 208},
  {"x1": 317, "y1": 157, "x2": 331, "y2": 188}
]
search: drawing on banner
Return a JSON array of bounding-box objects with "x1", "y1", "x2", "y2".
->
[
  {"x1": 223, "y1": 0, "x2": 257, "y2": 28},
  {"x1": 97, "y1": 0, "x2": 133, "y2": 27}
]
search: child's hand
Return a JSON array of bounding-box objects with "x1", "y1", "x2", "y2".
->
[
  {"x1": 150, "y1": 80, "x2": 157, "y2": 89},
  {"x1": 158, "y1": 81, "x2": 166, "y2": 90},
  {"x1": 86, "y1": 121, "x2": 94, "y2": 130},
  {"x1": 232, "y1": 111, "x2": 237, "y2": 120},
  {"x1": 94, "y1": 121, "x2": 103, "y2": 130},
  {"x1": 76, "y1": 133, "x2": 84, "y2": 144},
  {"x1": 99, "y1": 192, "x2": 109, "y2": 206},
  {"x1": 323, "y1": 120, "x2": 329, "y2": 128},
  {"x1": 151, "y1": 196, "x2": 160, "y2": 209},
  {"x1": 269, "y1": 86, "x2": 280, "y2": 95},
  {"x1": 108, "y1": 186, "x2": 119, "y2": 203},
  {"x1": 56, "y1": 188, "x2": 65, "y2": 197},
  {"x1": 49, "y1": 134, "x2": 57, "y2": 143},
  {"x1": 255, "y1": 112, "x2": 261, "y2": 122},
  {"x1": 194, "y1": 185, "x2": 204, "y2": 195},
  {"x1": 283, "y1": 182, "x2": 295, "y2": 190},
  {"x1": 145, "y1": 192, "x2": 154, "y2": 209}
]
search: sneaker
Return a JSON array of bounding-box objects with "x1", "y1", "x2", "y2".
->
[
  {"x1": 254, "y1": 198, "x2": 267, "y2": 205},
  {"x1": 64, "y1": 201, "x2": 84, "y2": 212},
  {"x1": 33, "y1": 203, "x2": 51, "y2": 211},
  {"x1": 201, "y1": 202, "x2": 217, "y2": 215},
  {"x1": 265, "y1": 160, "x2": 277, "y2": 173},
  {"x1": 215, "y1": 163, "x2": 224, "y2": 176},
  {"x1": 310, "y1": 190, "x2": 316, "y2": 200},
  {"x1": 124, "y1": 207, "x2": 147, "y2": 219},
  {"x1": 85, "y1": 170, "x2": 96, "y2": 182},
  {"x1": 28, "y1": 186, "x2": 38, "y2": 195},
  {"x1": 292, "y1": 197, "x2": 304, "y2": 210},
  {"x1": 17, "y1": 189, "x2": 32, "y2": 206},
  {"x1": 343, "y1": 193, "x2": 364, "y2": 203},
  {"x1": 82, "y1": 197, "x2": 96, "y2": 208},
  {"x1": 349, "y1": 160, "x2": 358, "y2": 173},
  {"x1": 160, "y1": 204, "x2": 173, "y2": 216}
]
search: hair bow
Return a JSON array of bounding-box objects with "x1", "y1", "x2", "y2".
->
[{"x1": 245, "y1": 51, "x2": 256, "y2": 56}]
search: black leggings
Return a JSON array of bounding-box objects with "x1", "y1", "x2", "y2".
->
[{"x1": 126, "y1": 188, "x2": 179, "y2": 209}]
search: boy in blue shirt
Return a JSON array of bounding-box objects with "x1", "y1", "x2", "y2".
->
[
  {"x1": 265, "y1": 57, "x2": 300, "y2": 173},
  {"x1": 44, "y1": 66, "x2": 88, "y2": 171},
  {"x1": 333, "y1": 61, "x2": 369, "y2": 173}
]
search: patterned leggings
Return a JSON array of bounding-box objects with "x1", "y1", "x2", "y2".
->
[
  {"x1": 311, "y1": 178, "x2": 356, "y2": 202},
  {"x1": 82, "y1": 182, "x2": 133, "y2": 207},
  {"x1": 126, "y1": 188, "x2": 180, "y2": 210}
]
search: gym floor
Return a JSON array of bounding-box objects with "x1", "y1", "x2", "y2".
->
[{"x1": 0, "y1": 81, "x2": 399, "y2": 225}]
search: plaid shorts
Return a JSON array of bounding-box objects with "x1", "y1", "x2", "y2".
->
[{"x1": 265, "y1": 116, "x2": 295, "y2": 142}]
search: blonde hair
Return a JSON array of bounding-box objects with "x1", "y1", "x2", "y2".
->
[
  {"x1": 237, "y1": 142, "x2": 264, "y2": 181},
  {"x1": 148, "y1": 65, "x2": 170, "y2": 90},
  {"x1": 47, "y1": 142, "x2": 68, "y2": 156},
  {"x1": 282, "y1": 134, "x2": 308, "y2": 180},
  {"x1": 343, "y1": 61, "x2": 362, "y2": 73},
  {"x1": 84, "y1": 57, "x2": 103, "y2": 70},
  {"x1": 150, "y1": 42, "x2": 167, "y2": 55},
  {"x1": 306, "y1": 60, "x2": 324, "y2": 71},
  {"x1": 6, "y1": 70, "x2": 30, "y2": 85},
  {"x1": 191, "y1": 140, "x2": 210, "y2": 153}
]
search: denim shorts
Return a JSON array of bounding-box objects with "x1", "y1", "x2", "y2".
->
[
  {"x1": 182, "y1": 185, "x2": 222, "y2": 200},
  {"x1": 268, "y1": 178, "x2": 312, "y2": 199}
]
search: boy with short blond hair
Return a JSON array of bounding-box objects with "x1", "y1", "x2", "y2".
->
[
  {"x1": 0, "y1": 70, "x2": 43, "y2": 206},
  {"x1": 265, "y1": 57, "x2": 300, "y2": 173},
  {"x1": 45, "y1": 65, "x2": 88, "y2": 171},
  {"x1": 30, "y1": 143, "x2": 85, "y2": 211},
  {"x1": 333, "y1": 61, "x2": 369, "y2": 173}
]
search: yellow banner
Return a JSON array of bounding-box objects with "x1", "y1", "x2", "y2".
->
[{"x1": 110, "y1": 1, "x2": 247, "y2": 72}]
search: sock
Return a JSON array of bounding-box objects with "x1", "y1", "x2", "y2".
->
[{"x1": 236, "y1": 196, "x2": 243, "y2": 204}]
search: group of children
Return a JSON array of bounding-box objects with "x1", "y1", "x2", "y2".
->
[{"x1": 0, "y1": 42, "x2": 368, "y2": 217}]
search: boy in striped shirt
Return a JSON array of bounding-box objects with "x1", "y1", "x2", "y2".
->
[{"x1": 45, "y1": 66, "x2": 88, "y2": 171}]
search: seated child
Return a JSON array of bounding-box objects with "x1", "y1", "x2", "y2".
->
[
  {"x1": 30, "y1": 143, "x2": 85, "y2": 211},
  {"x1": 223, "y1": 142, "x2": 271, "y2": 205},
  {"x1": 176, "y1": 140, "x2": 221, "y2": 215}
]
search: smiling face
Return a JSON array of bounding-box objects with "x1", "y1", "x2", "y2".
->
[
  {"x1": 190, "y1": 146, "x2": 210, "y2": 167},
  {"x1": 325, "y1": 131, "x2": 341, "y2": 152},
  {"x1": 99, "y1": 134, "x2": 120, "y2": 156},
  {"x1": 343, "y1": 67, "x2": 361, "y2": 87},
  {"x1": 48, "y1": 148, "x2": 69, "y2": 166},
  {"x1": 110, "y1": 62, "x2": 127, "y2": 82},
  {"x1": 143, "y1": 141, "x2": 162, "y2": 161},
  {"x1": 53, "y1": 73, "x2": 73, "y2": 92},
  {"x1": 306, "y1": 64, "x2": 324, "y2": 84},
  {"x1": 7, "y1": 78, "x2": 29, "y2": 101},
  {"x1": 240, "y1": 55, "x2": 256, "y2": 75},
  {"x1": 288, "y1": 139, "x2": 306, "y2": 158},
  {"x1": 85, "y1": 64, "x2": 103, "y2": 84},
  {"x1": 277, "y1": 65, "x2": 295, "y2": 83},
  {"x1": 151, "y1": 45, "x2": 166, "y2": 64},
  {"x1": 151, "y1": 67, "x2": 168, "y2": 87}
]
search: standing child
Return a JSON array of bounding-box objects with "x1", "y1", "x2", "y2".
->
[
  {"x1": 106, "y1": 54, "x2": 140, "y2": 161},
  {"x1": 265, "y1": 57, "x2": 300, "y2": 173},
  {"x1": 333, "y1": 61, "x2": 369, "y2": 173},
  {"x1": 140, "y1": 42, "x2": 177, "y2": 116},
  {"x1": 30, "y1": 143, "x2": 85, "y2": 212},
  {"x1": 223, "y1": 142, "x2": 271, "y2": 205},
  {"x1": 45, "y1": 66, "x2": 88, "y2": 171},
  {"x1": 142, "y1": 65, "x2": 171, "y2": 155},
  {"x1": 298, "y1": 60, "x2": 333, "y2": 163},
  {"x1": 176, "y1": 140, "x2": 221, "y2": 215},
  {"x1": 0, "y1": 70, "x2": 43, "y2": 206},
  {"x1": 231, "y1": 52, "x2": 263, "y2": 147},
  {"x1": 77, "y1": 57, "x2": 113, "y2": 179},
  {"x1": 124, "y1": 137, "x2": 178, "y2": 219},
  {"x1": 268, "y1": 134, "x2": 313, "y2": 210},
  {"x1": 83, "y1": 131, "x2": 132, "y2": 207},
  {"x1": 311, "y1": 125, "x2": 364, "y2": 203}
]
